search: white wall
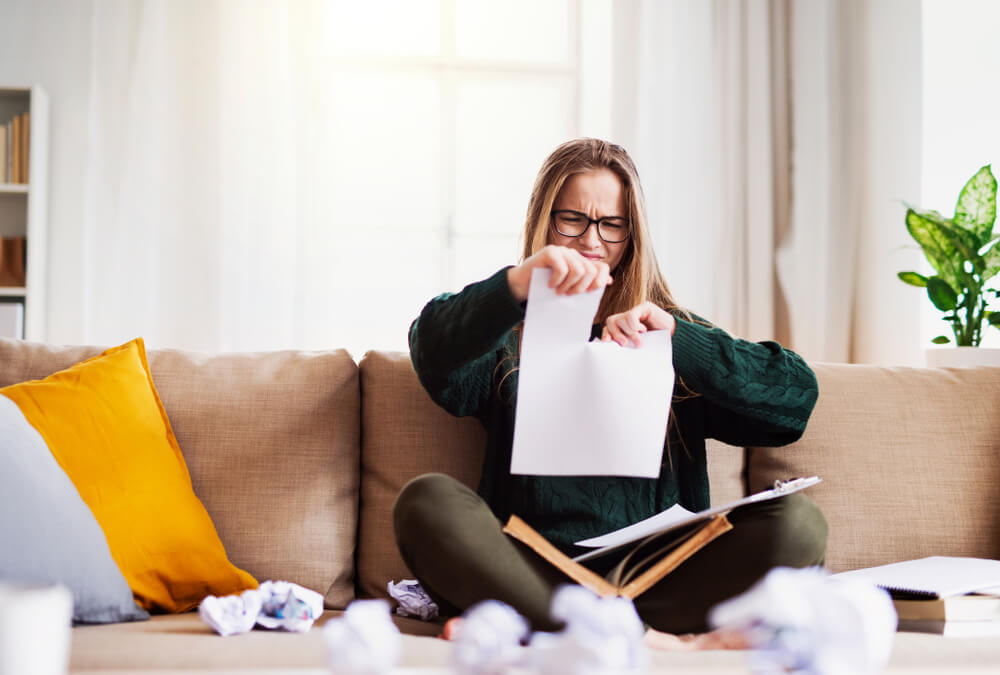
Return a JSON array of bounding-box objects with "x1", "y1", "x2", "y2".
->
[
  {"x1": 851, "y1": 0, "x2": 924, "y2": 365},
  {"x1": 0, "y1": 0, "x2": 92, "y2": 344}
]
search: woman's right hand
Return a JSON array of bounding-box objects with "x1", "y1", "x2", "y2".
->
[{"x1": 506, "y1": 245, "x2": 612, "y2": 302}]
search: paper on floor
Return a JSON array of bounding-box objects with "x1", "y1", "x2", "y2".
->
[{"x1": 511, "y1": 268, "x2": 674, "y2": 478}]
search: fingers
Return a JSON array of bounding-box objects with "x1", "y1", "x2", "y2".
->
[
  {"x1": 603, "y1": 309, "x2": 648, "y2": 347},
  {"x1": 514, "y1": 246, "x2": 613, "y2": 300},
  {"x1": 545, "y1": 247, "x2": 610, "y2": 296}
]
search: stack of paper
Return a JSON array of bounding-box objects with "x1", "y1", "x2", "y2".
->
[{"x1": 834, "y1": 556, "x2": 1000, "y2": 637}]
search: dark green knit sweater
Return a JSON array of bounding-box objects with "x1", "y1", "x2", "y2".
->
[{"x1": 409, "y1": 267, "x2": 818, "y2": 557}]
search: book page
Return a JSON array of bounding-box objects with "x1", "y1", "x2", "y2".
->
[
  {"x1": 575, "y1": 503, "x2": 696, "y2": 549},
  {"x1": 510, "y1": 269, "x2": 674, "y2": 478}
]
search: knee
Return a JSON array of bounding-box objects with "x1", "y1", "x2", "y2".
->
[
  {"x1": 393, "y1": 473, "x2": 456, "y2": 535},
  {"x1": 770, "y1": 493, "x2": 828, "y2": 567}
]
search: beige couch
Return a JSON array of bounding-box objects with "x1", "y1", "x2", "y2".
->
[{"x1": 2, "y1": 339, "x2": 1000, "y2": 673}]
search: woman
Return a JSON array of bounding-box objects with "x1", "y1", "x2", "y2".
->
[{"x1": 395, "y1": 138, "x2": 826, "y2": 638}]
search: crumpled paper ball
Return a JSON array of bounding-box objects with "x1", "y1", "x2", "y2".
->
[
  {"x1": 709, "y1": 566, "x2": 897, "y2": 675},
  {"x1": 387, "y1": 579, "x2": 439, "y2": 621},
  {"x1": 452, "y1": 600, "x2": 530, "y2": 675},
  {"x1": 199, "y1": 589, "x2": 264, "y2": 637},
  {"x1": 254, "y1": 580, "x2": 324, "y2": 632},
  {"x1": 530, "y1": 585, "x2": 648, "y2": 674},
  {"x1": 199, "y1": 580, "x2": 323, "y2": 636},
  {"x1": 323, "y1": 599, "x2": 401, "y2": 675}
]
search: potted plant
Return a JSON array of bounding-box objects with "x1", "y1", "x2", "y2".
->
[{"x1": 898, "y1": 165, "x2": 1000, "y2": 366}]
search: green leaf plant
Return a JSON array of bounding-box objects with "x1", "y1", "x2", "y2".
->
[{"x1": 898, "y1": 165, "x2": 1000, "y2": 346}]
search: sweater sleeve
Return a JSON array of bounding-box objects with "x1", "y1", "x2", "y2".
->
[
  {"x1": 671, "y1": 316, "x2": 818, "y2": 447},
  {"x1": 409, "y1": 267, "x2": 526, "y2": 418}
]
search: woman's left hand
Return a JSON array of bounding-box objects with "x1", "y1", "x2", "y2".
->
[{"x1": 601, "y1": 302, "x2": 676, "y2": 347}]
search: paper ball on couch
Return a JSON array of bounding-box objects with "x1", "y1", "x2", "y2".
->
[
  {"x1": 452, "y1": 600, "x2": 530, "y2": 675},
  {"x1": 323, "y1": 599, "x2": 400, "y2": 675}
]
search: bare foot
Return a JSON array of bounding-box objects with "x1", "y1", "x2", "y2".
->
[
  {"x1": 438, "y1": 616, "x2": 463, "y2": 641},
  {"x1": 643, "y1": 627, "x2": 749, "y2": 651}
]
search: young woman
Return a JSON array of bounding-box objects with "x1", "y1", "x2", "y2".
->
[{"x1": 394, "y1": 138, "x2": 826, "y2": 638}]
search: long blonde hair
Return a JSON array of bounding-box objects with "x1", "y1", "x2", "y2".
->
[{"x1": 521, "y1": 138, "x2": 689, "y2": 325}]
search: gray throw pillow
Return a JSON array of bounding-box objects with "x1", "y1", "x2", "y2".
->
[{"x1": 0, "y1": 394, "x2": 149, "y2": 624}]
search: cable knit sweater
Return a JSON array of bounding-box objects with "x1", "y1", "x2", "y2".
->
[{"x1": 409, "y1": 267, "x2": 819, "y2": 557}]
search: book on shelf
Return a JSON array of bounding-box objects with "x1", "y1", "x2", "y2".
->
[
  {"x1": 502, "y1": 476, "x2": 821, "y2": 599},
  {"x1": 1, "y1": 113, "x2": 29, "y2": 184},
  {"x1": 3, "y1": 121, "x2": 9, "y2": 183},
  {"x1": 0, "y1": 125, "x2": 6, "y2": 182},
  {"x1": 11, "y1": 114, "x2": 19, "y2": 184},
  {"x1": 22, "y1": 112, "x2": 29, "y2": 182}
]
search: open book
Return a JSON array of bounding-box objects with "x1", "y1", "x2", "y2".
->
[
  {"x1": 503, "y1": 513, "x2": 732, "y2": 599},
  {"x1": 502, "y1": 476, "x2": 821, "y2": 599}
]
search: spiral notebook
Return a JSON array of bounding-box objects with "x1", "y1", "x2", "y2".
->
[{"x1": 833, "y1": 556, "x2": 1000, "y2": 599}]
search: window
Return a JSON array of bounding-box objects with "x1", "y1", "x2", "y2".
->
[{"x1": 300, "y1": 0, "x2": 611, "y2": 359}]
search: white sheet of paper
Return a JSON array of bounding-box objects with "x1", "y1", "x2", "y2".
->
[
  {"x1": 510, "y1": 268, "x2": 674, "y2": 478},
  {"x1": 573, "y1": 503, "x2": 696, "y2": 548},
  {"x1": 833, "y1": 556, "x2": 1000, "y2": 598}
]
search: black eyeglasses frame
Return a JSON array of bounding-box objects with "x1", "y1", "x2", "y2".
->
[{"x1": 550, "y1": 209, "x2": 632, "y2": 243}]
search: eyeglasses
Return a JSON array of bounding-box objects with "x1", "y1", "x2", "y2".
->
[{"x1": 550, "y1": 210, "x2": 632, "y2": 243}]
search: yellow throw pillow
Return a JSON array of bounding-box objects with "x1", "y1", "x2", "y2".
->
[{"x1": 0, "y1": 338, "x2": 257, "y2": 612}]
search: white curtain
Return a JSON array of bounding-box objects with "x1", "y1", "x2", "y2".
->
[
  {"x1": 621, "y1": 0, "x2": 924, "y2": 364},
  {"x1": 84, "y1": 0, "x2": 322, "y2": 353}
]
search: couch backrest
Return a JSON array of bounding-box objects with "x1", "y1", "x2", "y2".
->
[
  {"x1": 0, "y1": 338, "x2": 361, "y2": 609},
  {"x1": 748, "y1": 362, "x2": 1000, "y2": 573},
  {"x1": 355, "y1": 350, "x2": 747, "y2": 602}
]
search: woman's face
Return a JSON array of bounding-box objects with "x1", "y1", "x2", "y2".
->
[{"x1": 548, "y1": 168, "x2": 629, "y2": 272}]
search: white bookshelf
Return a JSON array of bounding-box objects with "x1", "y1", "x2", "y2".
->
[{"x1": 0, "y1": 85, "x2": 48, "y2": 340}]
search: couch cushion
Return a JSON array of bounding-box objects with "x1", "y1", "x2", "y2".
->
[
  {"x1": 356, "y1": 351, "x2": 486, "y2": 601},
  {"x1": 706, "y1": 439, "x2": 746, "y2": 506},
  {"x1": 0, "y1": 338, "x2": 361, "y2": 609},
  {"x1": 747, "y1": 362, "x2": 1000, "y2": 573}
]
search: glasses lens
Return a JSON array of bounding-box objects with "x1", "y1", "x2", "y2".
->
[
  {"x1": 554, "y1": 212, "x2": 588, "y2": 236},
  {"x1": 598, "y1": 218, "x2": 630, "y2": 242}
]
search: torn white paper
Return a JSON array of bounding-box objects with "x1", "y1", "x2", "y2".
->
[{"x1": 511, "y1": 268, "x2": 674, "y2": 478}]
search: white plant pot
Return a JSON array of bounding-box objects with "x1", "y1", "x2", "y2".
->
[{"x1": 924, "y1": 346, "x2": 1000, "y2": 368}]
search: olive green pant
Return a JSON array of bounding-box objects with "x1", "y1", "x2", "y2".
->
[{"x1": 393, "y1": 473, "x2": 828, "y2": 633}]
